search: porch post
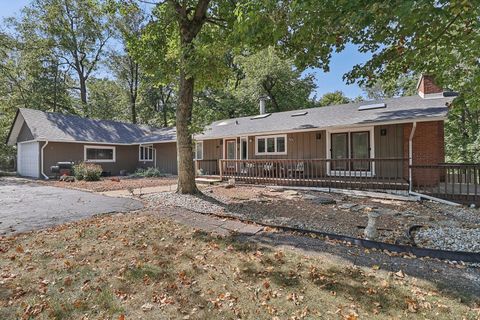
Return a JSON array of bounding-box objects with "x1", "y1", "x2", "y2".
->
[{"x1": 408, "y1": 122, "x2": 417, "y2": 193}]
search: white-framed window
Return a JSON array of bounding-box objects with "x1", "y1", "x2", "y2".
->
[
  {"x1": 255, "y1": 135, "x2": 287, "y2": 155},
  {"x1": 84, "y1": 145, "x2": 116, "y2": 163},
  {"x1": 139, "y1": 144, "x2": 154, "y2": 161},
  {"x1": 194, "y1": 141, "x2": 203, "y2": 160}
]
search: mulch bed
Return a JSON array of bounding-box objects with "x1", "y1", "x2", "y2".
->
[{"x1": 41, "y1": 176, "x2": 178, "y2": 192}]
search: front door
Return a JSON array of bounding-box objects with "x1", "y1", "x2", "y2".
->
[{"x1": 225, "y1": 139, "x2": 236, "y2": 170}]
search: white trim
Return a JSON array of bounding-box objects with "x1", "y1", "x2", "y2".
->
[
  {"x1": 139, "y1": 144, "x2": 154, "y2": 161},
  {"x1": 225, "y1": 139, "x2": 237, "y2": 160},
  {"x1": 84, "y1": 145, "x2": 116, "y2": 163},
  {"x1": 254, "y1": 134, "x2": 287, "y2": 155},
  {"x1": 408, "y1": 122, "x2": 417, "y2": 192},
  {"x1": 195, "y1": 116, "x2": 446, "y2": 141},
  {"x1": 40, "y1": 141, "x2": 49, "y2": 179},
  {"x1": 326, "y1": 126, "x2": 375, "y2": 176},
  {"x1": 194, "y1": 141, "x2": 204, "y2": 160}
]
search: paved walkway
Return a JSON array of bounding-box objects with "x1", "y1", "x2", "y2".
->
[
  {"x1": 154, "y1": 205, "x2": 264, "y2": 236},
  {"x1": 100, "y1": 184, "x2": 178, "y2": 197}
]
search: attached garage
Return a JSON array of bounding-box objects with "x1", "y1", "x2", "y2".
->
[{"x1": 17, "y1": 141, "x2": 40, "y2": 178}]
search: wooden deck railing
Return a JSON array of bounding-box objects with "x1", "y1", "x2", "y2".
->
[
  {"x1": 195, "y1": 159, "x2": 220, "y2": 176},
  {"x1": 219, "y1": 158, "x2": 409, "y2": 191},
  {"x1": 411, "y1": 163, "x2": 480, "y2": 205}
]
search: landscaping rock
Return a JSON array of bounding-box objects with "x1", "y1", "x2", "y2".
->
[
  {"x1": 309, "y1": 196, "x2": 336, "y2": 205},
  {"x1": 414, "y1": 226, "x2": 480, "y2": 252},
  {"x1": 338, "y1": 203, "x2": 357, "y2": 210}
]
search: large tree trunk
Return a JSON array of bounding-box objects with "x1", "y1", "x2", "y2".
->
[
  {"x1": 79, "y1": 75, "x2": 88, "y2": 116},
  {"x1": 176, "y1": 70, "x2": 199, "y2": 194}
]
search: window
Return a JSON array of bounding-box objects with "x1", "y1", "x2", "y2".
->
[
  {"x1": 84, "y1": 146, "x2": 115, "y2": 162},
  {"x1": 194, "y1": 141, "x2": 203, "y2": 160},
  {"x1": 255, "y1": 135, "x2": 287, "y2": 155},
  {"x1": 139, "y1": 145, "x2": 154, "y2": 161}
]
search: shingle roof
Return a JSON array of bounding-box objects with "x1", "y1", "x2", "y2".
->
[
  {"x1": 17, "y1": 108, "x2": 176, "y2": 144},
  {"x1": 195, "y1": 94, "x2": 454, "y2": 139}
]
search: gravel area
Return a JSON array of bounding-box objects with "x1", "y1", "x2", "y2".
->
[
  {"x1": 414, "y1": 227, "x2": 480, "y2": 252},
  {"x1": 146, "y1": 184, "x2": 480, "y2": 253},
  {"x1": 41, "y1": 176, "x2": 178, "y2": 192}
]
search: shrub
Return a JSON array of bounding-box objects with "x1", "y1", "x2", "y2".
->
[
  {"x1": 130, "y1": 167, "x2": 165, "y2": 178},
  {"x1": 73, "y1": 162, "x2": 103, "y2": 181}
]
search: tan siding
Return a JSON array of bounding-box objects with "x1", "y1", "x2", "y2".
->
[
  {"x1": 374, "y1": 124, "x2": 404, "y2": 178},
  {"x1": 42, "y1": 142, "x2": 139, "y2": 177},
  {"x1": 202, "y1": 139, "x2": 222, "y2": 160},
  {"x1": 153, "y1": 142, "x2": 178, "y2": 174}
]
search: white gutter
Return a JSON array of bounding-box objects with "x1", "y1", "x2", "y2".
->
[
  {"x1": 40, "y1": 140, "x2": 49, "y2": 180},
  {"x1": 408, "y1": 122, "x2": 416, "y2": 192}
]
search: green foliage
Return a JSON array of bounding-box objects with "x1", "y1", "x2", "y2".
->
[
  {"x1": 234, "y1": 47, "x2": 316, "y2": 113},
  {"x1": 73, "y1": 162, "x2": 103, "y2": 181},
  {"x1": 88, "y1": 78, "x2": 129, "y2": 121},
  {"x1": 361, "y1": 74, "x2": 418, "y2": 100},
  {"x1": 130, "y1": 167, "x2": 165, "y2": 178},
  {"x1": 316, "y1": 91, "x2": 351, "y2": 107}
]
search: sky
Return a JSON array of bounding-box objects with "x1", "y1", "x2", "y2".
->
[{"x1": 0, "y1": 0, "x2": 370, "y2": 98}]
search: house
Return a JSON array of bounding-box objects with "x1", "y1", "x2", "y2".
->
[
  {"x1": 6, "y1": 108, "x2": 177, "y2": 178},
  {"x1": 193, "y1": 75, "x2": 456, "y2": 192}
]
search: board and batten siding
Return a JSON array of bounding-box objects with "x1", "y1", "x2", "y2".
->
[
  {"x1": 41, "y1": 142, "x2": 139, "y2": 176},
  {"x1": 154, "y1": 142, "x2": 178, "y2": 174},
  {"x1": 373, "y1": 124, "x2": 404, "y2": 178}
]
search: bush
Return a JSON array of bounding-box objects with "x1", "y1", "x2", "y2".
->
[
  {"x1": 130, "y1": 167, "x2": 165, "y2": 178},
  {"x1": 73, "y1": 162, "x2": 103, "y2": 181}
]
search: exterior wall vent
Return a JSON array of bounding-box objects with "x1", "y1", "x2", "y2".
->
[{"x1": 358, "y1": 103, "x2": 386, "y2": 111}]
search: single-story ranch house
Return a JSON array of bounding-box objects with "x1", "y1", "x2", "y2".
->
[
  {"x1": 8, "y1": 75, "x2": 477, "y2": 204},
  {"x1": 6, "y1": 109, "x2": 178, "y2": 178}
]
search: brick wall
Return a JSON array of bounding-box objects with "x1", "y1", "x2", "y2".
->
[
  {"x1": 418, "y1": 75, "x2": 443, "y2": 95},
  {"x1": 403, "y1": 121, "x2": 445, "y2": 186}
]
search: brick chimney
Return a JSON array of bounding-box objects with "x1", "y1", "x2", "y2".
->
[{"x1": 417, "y1": 74, "x2": 443, "y2": 98}]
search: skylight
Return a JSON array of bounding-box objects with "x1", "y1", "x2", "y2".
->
[
  {"x1": 358, "y1": 103, "x2": 386, "y2": 111},
  {"x1": 250, "y1": 113, "x2": 271, "y2": 120},
  {"x1": 216, "y1": 121, "x2": 230, "y2": 126},
  {"x1": 291, "y1": 111, "x2": 308, "y2": 117}
]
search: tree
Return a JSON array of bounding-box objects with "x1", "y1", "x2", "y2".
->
[
  {"x1": 133, "y1": 0, "x2": 348, "y2": 194},
  {"x1": 88, "y1": 78, "x2": 128, "y2": 120},
  {"x1": 234, "y1": 47, "x2": 316, "y2": 113},
  {"x1": 317, "y1": 91, "x2": 351, "y2": 107},
  {"x1": 28, "y1": 0, "x2": 112, "y2": 116},
  {"x1": 361, "y1": 73, "x2": 418, "y2": 100},
  {"x1": 110, "y1": 2, "x2": 147, "y2": 123},
  {"x1": 338, "y1": 1, "x2": 480, "y2": 162}
]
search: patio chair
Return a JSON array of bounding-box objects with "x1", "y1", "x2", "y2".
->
[{"x1": 288, "y1": 161, "x2": 305, "y2": 178}]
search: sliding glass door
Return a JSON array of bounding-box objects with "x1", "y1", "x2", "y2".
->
[{"x1": 330, "y1": 131, "x2": 371, "y2": 173}]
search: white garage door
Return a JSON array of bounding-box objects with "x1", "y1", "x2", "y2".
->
[{"x1": 18, "y1": 141, "x2": 40, "y2": 178}]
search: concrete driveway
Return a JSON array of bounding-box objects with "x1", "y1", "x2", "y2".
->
[{"x1": 0, "y1": 178, "x2": 143, "y2": 236}]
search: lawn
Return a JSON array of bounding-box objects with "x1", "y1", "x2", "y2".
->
[{"x1": 0, "y1": 211, "x2": 478, "y2": 319}]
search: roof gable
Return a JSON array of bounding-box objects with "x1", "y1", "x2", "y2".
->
[{"x1": 7, "y1": 108, "x2": 176, "y2": 145}]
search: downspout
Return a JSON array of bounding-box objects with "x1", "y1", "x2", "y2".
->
[
  {"x1": 41, "y1": 140, "x2": 49, "y2": 180},
  {"x1": 408, "y1": 122, "x2": 416, "y2": 193}
]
